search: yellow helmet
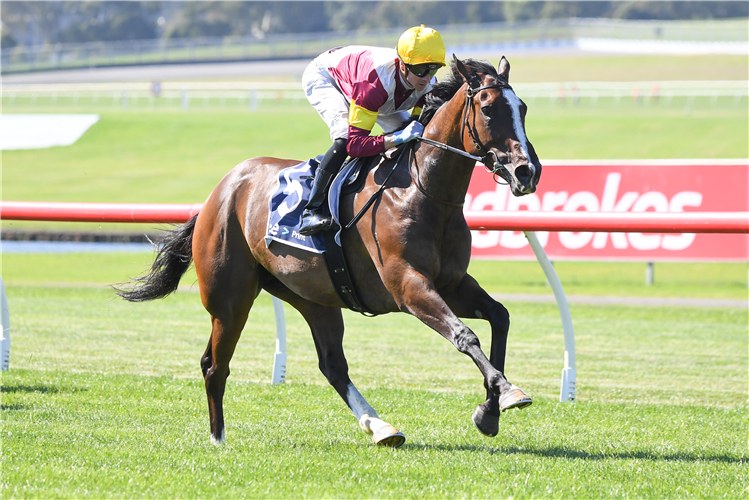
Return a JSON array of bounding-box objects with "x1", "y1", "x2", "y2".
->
[{"x1": 397, "y1": 25, "x2": 446, "y2": 67}]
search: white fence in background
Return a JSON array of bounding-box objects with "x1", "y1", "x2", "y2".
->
[{"x1": 4, "y1": 81, "x2": 746, "y2": 110}]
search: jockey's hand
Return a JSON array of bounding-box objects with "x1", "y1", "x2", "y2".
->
[{"x1": 392, "y1": 121, "x2": 424, "y2": 145}]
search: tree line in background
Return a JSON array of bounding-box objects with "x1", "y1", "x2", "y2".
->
[{"x1": 2, "y1": 1, "x2": 747, "y2": 49}]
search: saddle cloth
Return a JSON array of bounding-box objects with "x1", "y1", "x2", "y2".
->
[{"x1": 264, "y1": 155, "x2": 367, "y2": 253}]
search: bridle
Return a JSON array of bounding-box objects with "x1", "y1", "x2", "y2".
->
[
  {"x1": 460, "y1": 79, "x2": 514, "y2": 184},
  {"x1": 416, "y1": 78, "x2": 514, "y2": 186},
  {"x1": 409, "y1": 78, "x2": 515, "y2": 207}
]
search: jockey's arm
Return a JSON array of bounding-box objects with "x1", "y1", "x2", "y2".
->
[
  {"x1": 382, "y1": 134, "x2": 398, "y2": 151},
  {"x1": 348, "y1": 122, "x2": 419, "y2": 156},
  {"x1": 348, "y1": 101, "x2": 424, "y2": 157},
  {"x1": 379, "y1": 93, "x2": 428, "y2": 150}
]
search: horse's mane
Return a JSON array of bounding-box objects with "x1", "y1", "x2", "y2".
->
[{"x1": 420, "y1": 58, "x2": 499, "y2": 125}]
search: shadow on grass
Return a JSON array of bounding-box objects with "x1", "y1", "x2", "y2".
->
[
  {"x1": 1, "y1": 403, "x2": 26, "y2": 411},
  {"x1": 0, "y1": 384, "x2": 61, "y2": 394},
  {"x1": 401, "y1": 443, "x2": 747, "y2": 465}
]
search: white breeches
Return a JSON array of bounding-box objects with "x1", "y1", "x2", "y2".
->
[{"x1": 302, "y1": 61, "x2": 412, "y2": 141}]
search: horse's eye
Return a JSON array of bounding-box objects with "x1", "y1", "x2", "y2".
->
[{"x1": 481, "y1": 106, "x2": 492, "y2": 117}]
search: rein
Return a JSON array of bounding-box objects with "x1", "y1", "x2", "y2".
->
[
  {"x1": 344, "y1": 144, "x2": 410, "y2": 229},
  {"x1": 408, "y1": 147, "x2": 466, "y2": 208},
  {"x1": 415, "y1": 136, "x2": 482, "y2": 162}
]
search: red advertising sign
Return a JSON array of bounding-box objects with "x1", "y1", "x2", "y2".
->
[{"x1": 467, "y1": 160, "x2": 749, "y2": 261}]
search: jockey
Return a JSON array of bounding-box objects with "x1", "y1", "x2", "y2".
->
[{"x1": 299, "y1": 25, "x2": 446, "y2": 235}]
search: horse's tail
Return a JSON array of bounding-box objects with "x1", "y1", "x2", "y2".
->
[{"x1": 115, "y1": 214, "x2": 198, "y2": 302}]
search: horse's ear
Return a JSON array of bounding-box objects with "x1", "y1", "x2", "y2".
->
[
  {"x1": 498, "y1": 56, "x2": 510, "y2": 82},
  {"x1": 453, "y1": 54, "x2": 471, "y2": 81},
  {"x1": 453, "y1": 54, "x2": 481, "y2": 89}
]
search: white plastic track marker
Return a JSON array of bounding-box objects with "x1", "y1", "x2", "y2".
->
[{"x1": 1, "y1": 277, "x2": 9, "y2": 372}]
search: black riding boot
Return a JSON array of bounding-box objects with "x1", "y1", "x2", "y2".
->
[
  {"x1": 299, "y1": 138, "x2": 348, "y2": 236},
  {"x1": 299, "y1": 168, "x2": 335, "y2": 235}
]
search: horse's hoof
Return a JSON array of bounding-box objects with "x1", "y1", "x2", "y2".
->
[
  {"x1": 372, "y1": 425, "x2": 406, "y2": 448},
  {"x1": 472, "y1": 405, "x2": 499, "y2": 437},
  {"x1": 499, "y1": 384, "x2": 533, "y2": 412}
]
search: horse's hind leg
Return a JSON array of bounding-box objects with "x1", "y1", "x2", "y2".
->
[
  {"x1": 264, "y1": 282, "x2": 405, "y2": 447},
  {"x1": 194, "y1": 217, "x2": 260, "y2": 444},
  {"x1": 442, "y1": 274, "x2": 532, "y2": 437},
  {"x1": 199, "y1": 285, "x2": 258, "y2": 444}
]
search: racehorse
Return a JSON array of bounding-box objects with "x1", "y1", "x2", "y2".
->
[{"x1": 118, "y1": 55, "x2": 542, "y2": 448}]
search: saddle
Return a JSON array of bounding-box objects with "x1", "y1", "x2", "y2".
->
[{"x1": 265, "y1": 153, "x2": 385, "y2": 315}]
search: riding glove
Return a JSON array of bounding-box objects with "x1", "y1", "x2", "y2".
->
[{"x1": 392, "y1": 121, "x2": 424, "y2": 145}]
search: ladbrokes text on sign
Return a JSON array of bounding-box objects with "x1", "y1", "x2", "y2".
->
[{"x1": 466, "y1": 161, "x2": 748, "y2": 261}]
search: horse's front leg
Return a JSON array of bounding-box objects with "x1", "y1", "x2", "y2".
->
[
  {"x1": 394, "y1": 269, "x2": 516, "y2": 400},
  {"x1": 441, "y1": 273, "x2": 532, "y2": 437}
]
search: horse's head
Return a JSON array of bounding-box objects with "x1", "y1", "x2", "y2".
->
[{"x1": 453, "y1": 55, "x2": 542, "y2": 196}]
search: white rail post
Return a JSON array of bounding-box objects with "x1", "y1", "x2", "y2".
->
[
  {"x1": 271, "y1": 296, "x2": 287, "y2": 384},
  {"x1": 646, "y1": 262, "x2": 654, "y2": 286},
  {"x1": 1, "y1": 277, "x2": 10, "y2": 371},
  {"x1": 524, "y1": 232, "x2": 576, "y2": 402}
]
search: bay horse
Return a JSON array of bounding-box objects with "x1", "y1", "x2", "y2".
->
[{"x1": 118, "y1": 56, "x2": 542, "y2": 448}]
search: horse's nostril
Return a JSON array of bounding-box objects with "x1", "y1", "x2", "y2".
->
[{"x1": 515, "y1": 164, "x2": 533, "y2": 185}]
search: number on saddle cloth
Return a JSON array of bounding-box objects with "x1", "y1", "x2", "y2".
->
[{"x1": 264, "y1": 155, "x2": 375, "y2": 253}]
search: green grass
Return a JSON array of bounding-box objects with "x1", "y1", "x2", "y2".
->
[
  {"x1": 1, "y1": 278, "x2": 745, "y2": 404},
  {"x1": 526, "y1": 103, "x2": 748, "y2": 160},
  {"x1": 2, "y1": 253, "x2": 747, "y2": 300},
  {"x1": 1, "y1": 252, "x2": 162, "y2": 287},
  {"x1": 1, "y1": 269, "x2": 746, "y2": 498},
  {"x1": 468, "y1": 260, "x2": 749, "y2": 300},
  {"x1": 0, "y1": 109, "x2": 329, "y2": 233},
  {"x1": 509, "y1": 54, "x2": 749, "y2": 82},
  {"x1": 1, "y1": 110, "x2": 328, "y2": 204},
  {"x1": 3, "y1": 371, "x2": 746, "y2": 498}
]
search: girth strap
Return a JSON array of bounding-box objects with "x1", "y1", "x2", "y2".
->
[{"x1": 322, "y1": 229, "x2": 379, "y2": 317}]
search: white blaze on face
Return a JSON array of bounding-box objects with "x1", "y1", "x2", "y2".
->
[{"x1": 502, "y1": 88, "x2": 533, "y2": 167}]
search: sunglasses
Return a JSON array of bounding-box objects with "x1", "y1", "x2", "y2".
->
[{"x1": 406, "y1": 64, "x2": 439, "y2": 78}]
